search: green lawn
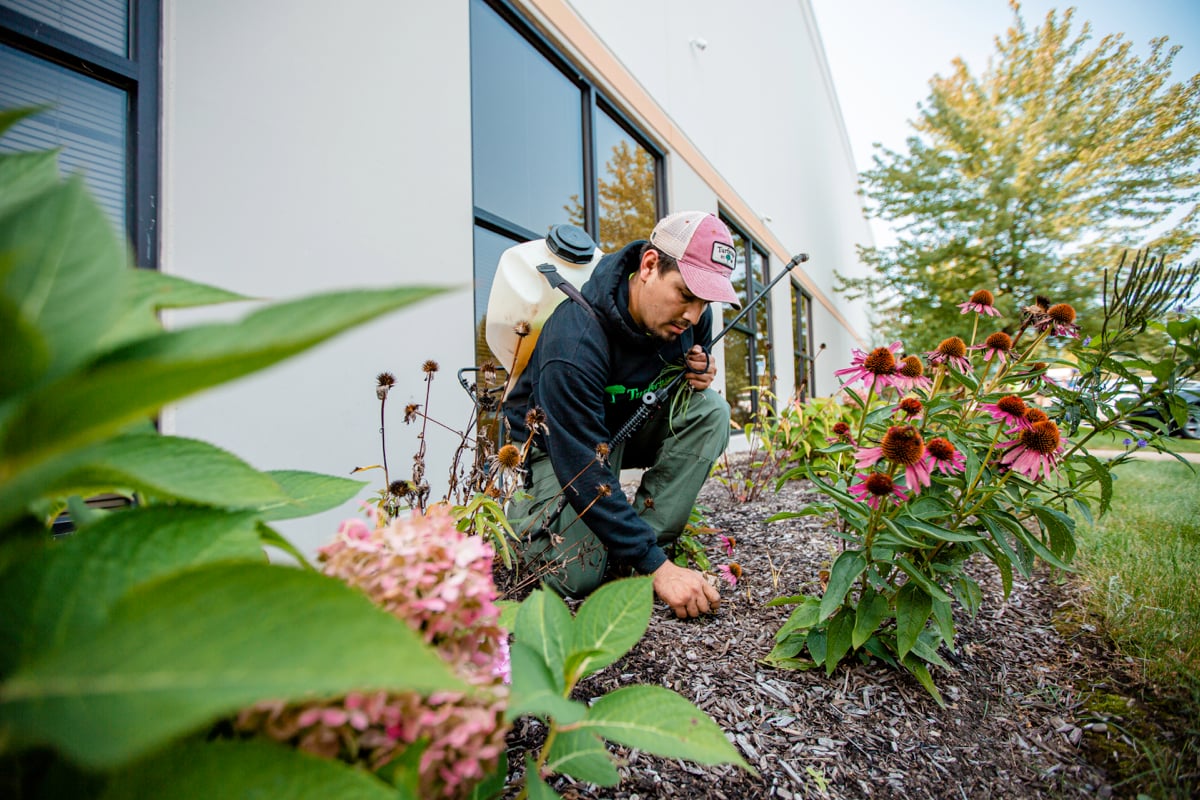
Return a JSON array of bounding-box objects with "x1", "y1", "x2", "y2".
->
[
  {"x1": 1071, "y1": 427, "x2": 1200, "y2": 454},
  {"x1": 1076, "y1": 461, "x2": 1200, "y2": 678}
]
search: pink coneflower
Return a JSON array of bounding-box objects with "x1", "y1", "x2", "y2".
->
[
  {"x1": 856, "y1": 426, "x2": 932, "y2": 494},
  {"x1": 849, "y1": 471, "x2": 908, "y2": 509},
  {"x1": 925, "y1": 336, "x2": 972, "y2": 374},
  {"x1": 719, "y1": 535, "x2": 736, "y2": 558},
  {"x1": 1035, "y1": 303, "x2": 1079, "y2": 338},
  {"x1": 1000, "y1": 420, "x2": 1065, "y2": 481},
  {"x1": 980, "y1": 394, "x2": 1030, "y2": 431},
  {"x1": 717, "y1": 563, "x2": 742, "y2": 586},
  {"x1": 1024, "y1": 407, "x2": 1049, "y2": 426},
  {"x1": 925, "y1": 437, "x2": 966, "y2": 475},
  {"x1": 894, "y1": 355, "x2": 932, "y2": 392},
  {"x1": 828, "y1": 421, "x2": 856, "y2": 446},
  {"x1": 896, "y1": 397, "x2": 924, "y2": 419},
  {"x1": 834, "y1": 341, "x2": 904, "y2": 392},
  {"x1": 972, "y1": 331, "x2": 1013, "y2": 364},
  {"x1": 958, "y1": 289, "x2": 1001, "y2": 317}
]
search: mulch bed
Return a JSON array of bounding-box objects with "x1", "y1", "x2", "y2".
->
[{"x1": 498, "y1": 466, "x2": 1193, "y2": 799}]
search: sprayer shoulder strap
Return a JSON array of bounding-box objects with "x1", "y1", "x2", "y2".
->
[{"x1": 537, "y1": 262, "x2": 614, "y2": 336}]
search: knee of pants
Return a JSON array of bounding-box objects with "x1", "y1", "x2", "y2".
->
[{"x1": 684, "y1": 389, "x2": 732, "y2": 457}]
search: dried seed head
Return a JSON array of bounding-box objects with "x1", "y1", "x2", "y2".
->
[
  {"x1": 997, "y1": 395, "x2": 1027, "y2": 417},
  {"x1": 864, "y1": 472, "x2": 896, "y2": 496},
  {"x1": 1047, "y1": 303, "x2": 1076, "y2": 325},
  {"x1": 388, "y1": 479, "x2": 413, "y2": 497},
  {"x1": 970, "y1": 289, "x2": 995, "y2": 306},
  {"x1": 984, "y1": 332, "x2": 1012, "y2": 352},
  {"x1": 596, "y1": 483, "x2": 612, "y2": 498},
  {"x1": 514, "y1": 321, "x2": 532, "y2": 337},
  {"x1": 422, "y1": 360, "x2": 439, "y2": 374},
  {"x1": 376, "y1": 372, "x2": 396, "y2": 388},
  {"x1": 479, "y1": 360, "x2": 498, "y2": 384},
  {"x1": 526, "y1": 407, "x2": 546, "y2": 430},
  {"x1": 898, "y1": 355, "x2": 924, "y2": 378},
  {"x1": 880, "y1": 425, "x2": 924, "y2": 466},
  {"x1": 936, "y1": 336, "x2": 967, "y2": 358},
  {"x1": 1020, "y1": 420, "x2": 1062, "y2": 455},
  {"x1": 1035, "y1": 296, "x2": 1051, "y2": 310},
  {"x1": 832, "y1": 422, "x2": 851, "y2": 436},
  {"x1": 898, "y1": 397, "x2": 924, "y2": 417},
  {"x1": 404, "y1": 403, "x2": 421, "y2": 423},
  {"x1": 862, "y1": 346, "x2": 898, "y2": 376},
  {"x1": 1031, "y1": 362, "x2": 1048, "y2": 372},
  {"x1": 496, "y1": 444, "x2": 521, "y2": 470},
  {"x1": 1024, "y1": 407, "x2": 1049, "y2": 424},
  {"x1": 927, "y1": 437, "x2": 956, "y2": 460},
  {"x1": 594, "y1": 442, "x2": 611, "y2": 462}
]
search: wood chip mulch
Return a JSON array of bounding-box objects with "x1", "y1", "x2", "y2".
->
[{"x1": 499, "y1": 469, "x2": 1195, "y2": 799}]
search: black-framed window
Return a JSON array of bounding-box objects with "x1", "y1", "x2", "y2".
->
[
  {"x1": 0, "y1": 0, "x2": 160, "y2": 270},
  {"x1": 792, "y1": 282, "x2": 816, "y2": 401},
  {"x1": 468, "y1": 0, "x2": 663, "y2": 365},
  {"x1": 722, "y1": 215, "x2": 773, "y2": 427}
]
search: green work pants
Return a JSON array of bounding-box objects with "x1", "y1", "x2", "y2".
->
[{"x1": 508, "y1": 387, "x2": 730, "y2": 598}]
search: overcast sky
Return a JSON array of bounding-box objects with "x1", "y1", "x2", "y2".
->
[{"x1": 809, "y1": 0, "x2": 1200, "y2": 247}]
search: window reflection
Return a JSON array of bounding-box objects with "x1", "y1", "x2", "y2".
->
[
  {"x1": 722, "y1": 220, "x2": 773, "y2": 427},
  {"x1": 470, "y1": 0, "x2": 583, "y2": 236}
]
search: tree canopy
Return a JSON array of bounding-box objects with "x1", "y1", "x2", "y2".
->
[{"x1": 841, "y1": 2, "x2": 1200, "y2": 352}]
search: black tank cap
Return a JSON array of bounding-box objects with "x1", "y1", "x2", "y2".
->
[{"x1": 546, "y1": 224, "x2": 597, "y2": 264}]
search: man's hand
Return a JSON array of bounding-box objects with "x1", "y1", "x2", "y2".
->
[
  {"x1": 652, "y1": 559, "x2": 721, "y2": 619},
  {"x1": 684, "y1": 345, "x2": 717, "y2": 391}
]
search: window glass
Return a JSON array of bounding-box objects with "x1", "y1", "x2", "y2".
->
[
  {"x1": 722, "y1": 221, "x2": 772, "y2": 425},
  {"x1": 0, "y1": 42, "x2": 127, "y2": 230},
  {"x1": 1, "y1": 0, "x2": 128, "y2": 56},
  {"x1": 750, "y1": 246, "x2": 773, "y2": 393},
  {"x1": 592, "y1": 110, "x2": 656, "y2": 251},
  {"x1": 470, "y1": 0, "x2": 583, "y2": 236},
  {"x1": 473, "y1": 224, "x2": 522, "y2": 366},
  {"x1": 793, "y1": 285, "x2": 815, "y2": 400}
]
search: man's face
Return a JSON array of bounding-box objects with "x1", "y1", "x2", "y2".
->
[{"x1": 634, "y1": 256, "x2": 709, "y2": 342}]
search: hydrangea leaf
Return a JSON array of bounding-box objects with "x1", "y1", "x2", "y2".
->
[
  {"x1": 0, "y1": 563, "x2": 463, "y2": 768},
  {"x1": 570, "y1": 576, "x2": 652, "y2": 679}
]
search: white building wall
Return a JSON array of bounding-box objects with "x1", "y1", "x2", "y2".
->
[
  {"x1": 160, "y1": 0, "x2": 871, "y2": 555},
  {"x1": 161, "y1": 0, "x2": 477, "y2": 555}
]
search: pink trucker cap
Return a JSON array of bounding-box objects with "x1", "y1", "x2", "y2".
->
[{"x1": 649, "y1": 211, "x2": 741, "y2": 307}]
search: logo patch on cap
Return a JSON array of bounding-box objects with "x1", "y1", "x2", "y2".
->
[{"x1": 711, "y1": 242, "x2": 736, "y2": 269}]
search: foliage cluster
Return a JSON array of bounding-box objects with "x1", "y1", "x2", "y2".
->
[{"x1": 768, "y1": 257, "x2": 1199, "y2": 703}]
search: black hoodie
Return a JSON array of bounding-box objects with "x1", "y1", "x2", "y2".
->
[{"x1": 504, "y1": 241, "x2": 715, "y2": 574}]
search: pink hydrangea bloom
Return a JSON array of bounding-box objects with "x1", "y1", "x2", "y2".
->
[{"x1": 237, "y1": 506, "x2": 509, "y2": 798}]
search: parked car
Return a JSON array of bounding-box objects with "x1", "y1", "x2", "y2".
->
[{"x1": 1128, "y1": 385, "x2": 1200, "y2": 439}]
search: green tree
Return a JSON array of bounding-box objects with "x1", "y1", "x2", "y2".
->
[
  {"x1": 565, "y1": 141, "x2": 657, "y2": 251},
  {"x1": 841, "y1": 2, "x2": 1200, "y2": 353}
]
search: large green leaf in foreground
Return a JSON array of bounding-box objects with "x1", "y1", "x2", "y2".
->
[
  {"x1": 103, "y1": 739, "x2": 412, "y2": 800},
  {"x1": 0, "y1": 285, "x2": 447, "y2": 479},
  {"x1": 0, "y1": 562, "x2": 463, "y2": 768}
]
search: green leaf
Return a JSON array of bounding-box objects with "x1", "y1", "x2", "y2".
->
[
  {"x1": 507, "y1": 641, "x2": 586, "y2": 725},
  {"x1": 975, "y1": 537, "x2": 1014, "y2": 599},
  {"x1": 0, "y1": 286, "x2": 448, "y2": 479},
  {"x1": 97, "y1": 269, "x2": 252, "y2": 351},
  {"x1": 825, "y1": 609, "x2": 854, "y2": 676},
  {"x1": 898, "y1": 517, "x2": 982, "y2": 543},
  {"x1": 525, "y1": 755, "x2": 562, "y2": 800},
  {"x1": 774, "y1": 596, "x2": 821, "y2": 640},
  {"x1": 255, "y1": 469, "x2": 367, "y2": 521},
  {"x1": 895, "y1": 582, "x2": 932, "y2": 661},
  {"x1": 1028, "y1": 504, "x2": 1077, "y2": 563},
  {"x1": 468, "y1": 750, "x2": 508, "y2": 800},
  {"x1": 806, "y1": 628, "x2": 827, "y2": 665},
  {"x1": 0, "y1": 433, "x2": 292, "y2": 528},
  {"x1": 901, "y1": 656, "x2": 945, "y2": 708},
  {"x1": 496, "y1": 600, "x2": 520, "y2": 631},
  {"x1": 819, "y1": 549, "x2": 866, "y2": 622},
  {"x1": 544, "y1": 728, "x2": 620, "y2": 786},
  {"x1": 0, "y1": 506, "x2": 266, "y2": 675},
  {"x1": 0, "y1": 145, "x2": 59, "y2": 220},
  {"x1": 514, "y1": 589, "x2": 573, "y2": 693},
  {"x1": 953, "y1": 573, "x2": 983, "y2": 617},
  {"x1": 576, "y1": 685, "x2": 754, "y2": 773},
  {"x1": 892, "y1": 556, "x2": 952, "y2": 603},
  {"x1": 571, "y1": 576, "x2": 652, "y2": 679},
  {"x1": 852, "y1": 589, "x2": 890, "y2": 650},
  {"x1": 0, "y1": 175, "x2": 128, "y2": 399},
  {"x1": 101, "y1": 739, "x2": 409, "y2": 800},
  {"x1": 931, "y1": 598, "x2": 955, "y2": 646},
  {"x1": 0, "y1": 562, "x2": 462, "y2": 768},
  {"x1": 257, "y1": 522, "x2": 315, "y2": 569},
  {"x1": 980, "y1": 514, "x2": 1029, "y2": 580}
]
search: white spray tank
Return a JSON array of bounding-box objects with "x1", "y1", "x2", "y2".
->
[{"x1": 485, "y1": 224, "x2": 603, "y2": 390}]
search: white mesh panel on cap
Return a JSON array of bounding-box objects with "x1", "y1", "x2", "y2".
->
[{"x1": 650, "y1": 212, "x2": 703, "y2": 259}]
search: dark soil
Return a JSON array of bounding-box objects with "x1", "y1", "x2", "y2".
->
[{"x1": 499, "y1": 468, "x2": 1199, "y2": 799}]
